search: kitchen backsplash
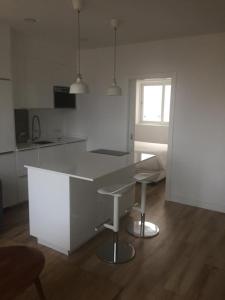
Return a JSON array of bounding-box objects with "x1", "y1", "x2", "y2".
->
[
  {"x1": 15, "y1": 109, "x2": 29, "y2": 143},
  {"x1": 29, "y1": 109, "x2": 67, "y2": 139}
]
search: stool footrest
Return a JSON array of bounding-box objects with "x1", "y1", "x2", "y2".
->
[
  {"x1": 104, "y1": 223, "x2": 115, "y2": 231},
  {"x1": 95, "y1": 218, "x2": 112, "y2": 232}
]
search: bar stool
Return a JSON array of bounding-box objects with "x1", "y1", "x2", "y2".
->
[
  {"x1": 127, "y1": 172, "x2": 160, "y2": 238},
  {"x1": 96, "y1": 182, "x2": 136, "y2": 264}
]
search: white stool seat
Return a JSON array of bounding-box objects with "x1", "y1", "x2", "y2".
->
[
  {"x1": 127, "y1": 171, "x2": 160, "y2": 238},
  {"x1": 134, "y1": 171, "x2": 160, "y2": 184},
  {"x1": 97, "y1": 182, "x2": 135, "y2": 197}
]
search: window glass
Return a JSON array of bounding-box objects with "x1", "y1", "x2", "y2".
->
[
  {"x1": 163, "y1": 85, "x2": 171, "y2": 122},
  {"x1": 142, "y1": 85, "x2": 162, "y2": 122}
]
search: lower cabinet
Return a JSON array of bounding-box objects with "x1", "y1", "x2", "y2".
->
[
  {"x1": 38, "y1": 144, "x2": 66, "y2": 166},
  {"x1": 16, "y1": 149, "x2": 38, "y2": 204},
  {"x1": 0, "y1": 152, "x2": 18, "y2": 207},
  {"x1": 16, "y1": 149, "x2": 38, "y2": 177},
  {"x1": 14, "y1": 141, "x2": 87, "y2": 206},
  {"x1": 17, "y1": 176, "x2": 29, "y2": 204},
  {"x1": 0, "y1": 141, "x2": 87, "y2": 207}
]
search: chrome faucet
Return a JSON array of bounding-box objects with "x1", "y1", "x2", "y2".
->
[{"x1": 32, "y1": 115, "x2": 41, "y2": 141}]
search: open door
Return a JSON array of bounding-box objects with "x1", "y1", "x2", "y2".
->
[
  {"x1": 127, "y1": 74, "x2": 176, "y2": 201},
  {"x1": 127, "y1": 79, "x2": 137, "y2": 153}
]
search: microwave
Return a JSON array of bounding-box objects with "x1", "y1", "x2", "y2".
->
[{"x1": 54, "y1": 86, "x2": 76, "y2": 109}]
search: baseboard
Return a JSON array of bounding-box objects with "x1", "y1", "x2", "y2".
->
[{"x1": 167, "y1": 193, "x2": 225, "y2": 214}]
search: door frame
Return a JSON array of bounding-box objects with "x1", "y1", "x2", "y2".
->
[{"x1": 127, "y1": 72, "x2": 177, "y2": 200}]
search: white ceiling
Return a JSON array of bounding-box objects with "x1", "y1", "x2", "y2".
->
[{"x1": 1, "y1": 0, "x2": 225, "y2": 48}]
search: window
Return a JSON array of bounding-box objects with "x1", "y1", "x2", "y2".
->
[{"x1": 137, "y1": 78, "x2": 172, "y2": 125}]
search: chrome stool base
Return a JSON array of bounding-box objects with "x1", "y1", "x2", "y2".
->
[
  {"x1": 96, "y1": 240, "x2": 135, "y2": 264},
  {"x1": 127, "y1": 219, "x2": 159, "y2": 238}
]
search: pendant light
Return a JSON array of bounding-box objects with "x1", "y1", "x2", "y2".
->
[
  {"x1": 107, "y1": 19, "x2": 122, "y2": 96},
  {"x1": 70, "y1": 0, "x2": 89, "y2": 94}
]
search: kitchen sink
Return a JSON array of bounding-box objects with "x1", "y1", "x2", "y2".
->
[{"x1": 33, "y1": 140, "x2": 54, "y2": 145}]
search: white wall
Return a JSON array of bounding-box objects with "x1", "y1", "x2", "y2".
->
[
  {"x1": 64, "y1": 32, "x2": 225, "y2": 213},
  {"x1": 135, "y1": 125, "x2": 168, "y2": 144},
  {"x1": 29, "y1": 109, "x2": 68, "y2": 139},
  {"x1": 11, "y1": 31, "x2": 225, "y2": 212}
]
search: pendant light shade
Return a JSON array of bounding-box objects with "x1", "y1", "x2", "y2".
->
[
  {"x1": 70, "y1": 75, "x2": 89, "y2": 94},
  {"x1": 70, "y1": 0, "x2": 89, "y2": 94},
  {"x1": 107, "y1": 19, "x2": 122, "y2": 96},
  {"x1": 107, "y1": 79, "x2": 122, "y2": 96}
]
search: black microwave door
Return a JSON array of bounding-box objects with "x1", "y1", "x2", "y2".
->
[{"x1": 54, "y1": 86, "x2": 76, "y2": 108}]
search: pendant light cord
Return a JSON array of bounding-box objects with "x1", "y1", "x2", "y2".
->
[
  {"x1": 77, "y1": 9, "x2": 81, "y2": 77},
  {"x1": 113, "y1": 27, "x2": 117, "y2": 83}
]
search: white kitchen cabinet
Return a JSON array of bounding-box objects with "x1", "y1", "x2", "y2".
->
[
  {"x1": 14, "y1": 141, "x2": 87, "y2": 205},
  {"x1": 0, "y1": 80, "x2": 15, "y2": 153},
  {"x1": 15, "y1": 57, "x2": 71, "y2": 109},
  {"x1": 38, "y1": 142, "x2": 86, "y2": 166},
  {"x1": 38, "y1": 144, "x2": 66, "y2": 166},
  {"x1": 16, "y1": 149, "x2": 38, "y2": 177},
  {"x1": 17, "y1": 176, "x2": 29, "y2": 204},
  {"x1": 25, "y1": 58, "x2": 53, "y2": 109},
  {"x1": 0, "y1": 153, "x2": 17, "y2": 207},
  {"x1": 16, "y1": 149, "x2": 39, "y2": 203},
  {"x1": 0, "y1": 25, "x2": 11, "y2": 79}
]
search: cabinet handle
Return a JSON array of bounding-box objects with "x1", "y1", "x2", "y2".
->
[
  {"x1": 0, "y1": 78, "x2": 11, "y2": 81},
  {"x1": 0, "y1": 151, "x2": 14, "y2": 155}
]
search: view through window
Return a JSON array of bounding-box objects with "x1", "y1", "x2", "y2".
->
[{"x1": 137, "y1": 78, "x2": 172, "y2": 124}]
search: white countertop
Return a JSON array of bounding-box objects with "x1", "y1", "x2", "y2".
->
[
  {"x1": 16, "y1": 137, "x2": 87, "y2": 151},
  {"x1": 25, "y1": 152, "x2": 157, "y2": 182}
]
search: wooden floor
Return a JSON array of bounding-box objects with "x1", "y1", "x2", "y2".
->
[{"x1": 1, "y1": 181, "x2": 225, "y2": 299}]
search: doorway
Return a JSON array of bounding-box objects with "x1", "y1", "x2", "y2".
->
[{"x1": 127, "y1": 74, "x2": 176, "y2": 200}]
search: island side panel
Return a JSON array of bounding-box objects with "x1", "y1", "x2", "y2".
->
[
  {"x1": 27, "y1": 168, "x2": 70, "y2": 255},
  {"x1": 69, "y1": 165, "x2": 135, "y2": 252}
]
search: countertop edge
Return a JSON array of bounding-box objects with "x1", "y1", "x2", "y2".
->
[
  {"x1": 24, "y1": 165, "x2": 94, "y2": 182},
  {"x1": 16, "y1": 138, "x2": 87, "y2": 152}
]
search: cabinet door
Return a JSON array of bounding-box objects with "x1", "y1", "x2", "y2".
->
[
  {"x1": 16, "y1": 149, "x2": 38, "y2": 203},
  {"x1": 17, "y1": 177, "x2": 29, "y2": 203},
  {"x1": 16, "y1": 149, "x2": 38, "y2": 177},
  {"x1": 0, "y1": 26, "x2": 11, "y2": 79},
  {"x1": 0, "y1": 153, "x2": 17, "y2": 207},
  {"x1": 38, "y1": 145, "x2": 66, "y2": 167},
  {"x1": 24, "y1": 58, "x2": 71, "y2": 109},
  {"x1": 25, "y1": 58, "x2": 54, "y2": 109},
  {"x1": 13, "y1": 55, "x2": 27, "y2": 109},
  {"x1": 0, "y1": 80, "x2": 15, "y2": 153}
]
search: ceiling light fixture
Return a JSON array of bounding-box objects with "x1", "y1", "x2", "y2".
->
[
  {"x1": 107, "y1": 18, "x2": 122, "y2": 96},
  {"x1": 70, "y1": 0, "x2": 89, "y2": 94}
]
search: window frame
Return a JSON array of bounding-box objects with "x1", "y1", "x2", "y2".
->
[{"x1": 137, "y1": 78, "x2": 171, "y2": 126}]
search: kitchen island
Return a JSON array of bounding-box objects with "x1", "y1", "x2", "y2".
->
[{"x1": 25, "y1": 152, "x2": 161, "y2": 255}]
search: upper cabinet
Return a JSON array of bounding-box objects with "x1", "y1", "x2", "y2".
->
[
  {"x1": 0, "y1": 80, "x2": 15, "y2": 153},
  {"x1": 23, "y1": 59, "x2": 70, "y2": 109},
  {"x1": 13, "y1": 46, "x2": 73, "y2": 109},
  {"x1": 24, "y1": 58, "x2": 54, "y2": 109},
  {"x1": 12, "y1": 34, "x2": 75, "y2": 109},
  {"x1": 0, "y1": 25, "x2": 12, "y2": 79}
]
